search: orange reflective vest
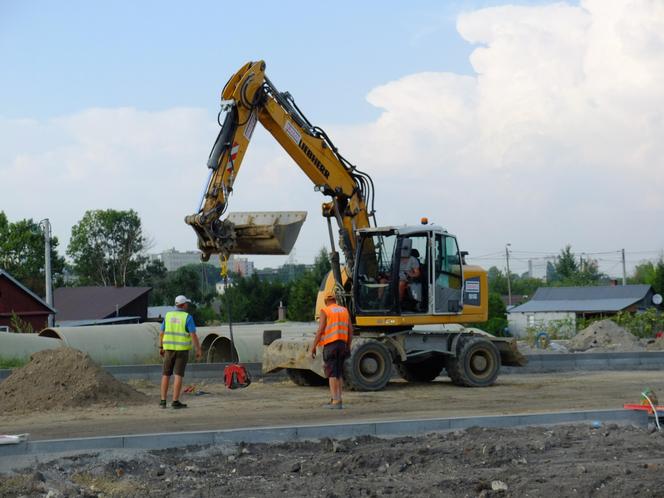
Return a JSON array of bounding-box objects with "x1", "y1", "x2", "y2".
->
[{"x1": 319, "y1": 304, "x2": 351, "y2": 347}]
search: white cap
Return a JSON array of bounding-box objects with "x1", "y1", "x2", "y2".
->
[{"x1": 174, "y1": 295, "x2": 191, "y2": 306}]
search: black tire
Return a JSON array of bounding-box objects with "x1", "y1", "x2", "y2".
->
[
  {"x1": 286, "y1": 368, "x2": 328, "y2": 387},
  {"x1": 395, "y1": 357, "x2": 445, "y2": 382},
  {"x1": 343, "y1": 340, "x2": 393, "y2": 391},
  {"x1": 447, "y1": 336, "x2": 501, "y2": 387}
]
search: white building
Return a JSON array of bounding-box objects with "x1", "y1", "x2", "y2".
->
[
  {"x1": 507, "y1": 284, "x2": 659, "y2": 338},
  {"x1": 149, "y1": 248, "x2": 221, "y2": 272}
]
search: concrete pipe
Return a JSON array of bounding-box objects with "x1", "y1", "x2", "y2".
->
[
  {"x1": 196, "y1": 322, "x2": 317, "y2": 364},
  {"x1": 197, "y1": 327, "x2": 253, "y2": 363},
  {"x1": 0, "y1": 333, "x2": 63, "y2": 365},
  {"x1": 39, "y1": 323, "x2": 161, "y2": 365}
]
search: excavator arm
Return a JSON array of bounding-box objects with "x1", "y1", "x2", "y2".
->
[{"x1": 185, "y1": 60, "x2": 376, "y2": 279}]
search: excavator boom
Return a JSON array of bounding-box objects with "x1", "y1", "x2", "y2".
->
[{"x1": 185, "y1": 60, "x2": 375, "y2": 274}]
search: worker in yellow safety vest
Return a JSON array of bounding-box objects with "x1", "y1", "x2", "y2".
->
[
  {"x1": 310, "y1": 293, "x2": 353, "y2": 409},
  {"x1": 159, "y1": 295, "x2": 202, "y2": 409}
]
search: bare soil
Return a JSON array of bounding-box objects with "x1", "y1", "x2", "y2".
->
[
  {"x1": 3, "y1": 423, "x2": 664, "y2": 497},
  {"x1": 3, "y1": 353, "x2": 664, "y2": 496},
  {"x1": 1, "y1": 370, "x2": 662, "y2": 441}
]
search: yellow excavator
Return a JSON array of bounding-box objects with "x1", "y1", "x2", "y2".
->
[{"x1": 186, "y1": 60, "x2": 525, "y2": 391}]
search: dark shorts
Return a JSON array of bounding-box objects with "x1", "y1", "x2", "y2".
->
[
  {"x1": 162, "y1": 350, "x2": 189, "y2": 377},
  {"x1": 323, "y1": 340, "x2": 348, "y2": 379}
]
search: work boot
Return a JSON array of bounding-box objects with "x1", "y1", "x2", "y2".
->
[
  {"x1": 159, "y1": 400, "x2": 167, "y2": 409},
  {"x1": 172, "y1": 400, "x2": 188, "y2": 409}
]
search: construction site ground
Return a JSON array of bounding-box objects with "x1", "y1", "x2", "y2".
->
[
  {"x1": 4, "y1": 368, "x2": 664, "y2": 496},
  {"x1": 2, "y1": 370, "x2": 662, "y2": 441}
]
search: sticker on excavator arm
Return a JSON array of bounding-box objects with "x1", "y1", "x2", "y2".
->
[
  {"x1": 284, "y1": 120, "x2": 301, "y2": 145},
  {"x1": 244, "y1": 110, "x2": 257, "y2": 140}
]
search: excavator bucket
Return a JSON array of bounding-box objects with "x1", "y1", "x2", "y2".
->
[{"x1": 225, "y1": 211, "x2": 307, "y2": 255}]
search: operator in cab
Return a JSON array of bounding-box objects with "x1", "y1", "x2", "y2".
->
[{"x1": 310, "y1": 293, "x2": 353, "y2": 409}]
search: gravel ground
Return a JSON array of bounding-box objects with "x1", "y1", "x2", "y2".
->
[{"x1": 3, "y1": 423, "x2": 664, "y2": 497}]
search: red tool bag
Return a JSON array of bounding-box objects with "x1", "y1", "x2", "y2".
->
[{"x1": 224, "y1": 364, "x2": 251, "y2": 389}]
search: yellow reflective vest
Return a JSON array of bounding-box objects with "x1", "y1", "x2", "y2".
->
[{"x1": 163, "y1": 311, "x2": 192, "y2": 351}]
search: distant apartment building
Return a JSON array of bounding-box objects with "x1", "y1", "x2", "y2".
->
[
  {"x1": 149, "y1": 248, "x2": 220, "y2": 272},
  {"x1": 231, "y1": 257, "x2": 255, "y2": 277},
  {"x1": 149, "y1": 249, "x2": 256, "y2": 275}
]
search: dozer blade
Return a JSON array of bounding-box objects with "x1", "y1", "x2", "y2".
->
[
  {"x1": 263, "y1": 337, "x2": 325, "y2": 377},
  {"x1": 492, "y1": 337, "x2": 529, "y2": 367},
  {"x1": 227, "y1": 211, "x2": 307, "y2": 255}
]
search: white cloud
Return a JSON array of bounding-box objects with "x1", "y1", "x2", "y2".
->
[
  {"x1": 2, "y1": 0, "x2": 664, "y2": 276},
  {"x1": 330, "y1": 0, "x2": 664, "y2": 275}
]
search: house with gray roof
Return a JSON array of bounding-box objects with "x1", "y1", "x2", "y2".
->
[
  {"x1": 53, "y1": 286, "x2": 151, "y2": 325},
  {"x1": 507, "y1": 284, "x2": 661, "y2": 338}
]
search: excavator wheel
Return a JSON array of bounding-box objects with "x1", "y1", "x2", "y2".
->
[
  {"x1": 343, "y1": 340, "x2": 393, "y2": 391},
  {"x1": 447, "y1": 336, "x2": 501, "y2": 387},
  {"x1": 286, "y1": 368, "x2": 328, "y2": 387},
  {"x1": 395, "y1": 357, "x2": 445, "y2": 383}
]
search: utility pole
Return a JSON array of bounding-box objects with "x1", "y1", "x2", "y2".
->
[
  {"x1": 40, "y1": 219, "x2": 54, "y2": 327},
  {"x1": 505, "y1": 244, "x2": 512, "y2": 307},
  {"x1": 621, "y1": 248, "x2": 627, "y2": 285},
  {"x1": 528, "y1": 259, "x2": 533, "y2": 279}
]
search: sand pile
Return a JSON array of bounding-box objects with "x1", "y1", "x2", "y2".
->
[
  {"x1": 568, "y1": 319, "x2": 641, "y2": 352},
  {"x1": 0, "y1": 347, "x2": 148, "y2": 413}
]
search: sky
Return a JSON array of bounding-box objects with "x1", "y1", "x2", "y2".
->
[{"x1": 2, "y1": 0, "x2": 664, "y2": 279}]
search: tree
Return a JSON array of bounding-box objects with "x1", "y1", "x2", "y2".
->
[
  {"x1": 554, "y1": 245, "x2": 578, "y2": 281},
  {"x1": 511, "y1": 276, "x2": 544, "y2": 297},
  {"x1": 150, "y1": 264, "x2": 205, "y2": 306},
  {"x1": 653, "y1": 260, "x2": 664, "y2": 296},
  {"x1": 487, "y1": 266, "x2": 508, "y2": 295},
  {"x1": 68, "y1": 209, "x2": 147, "y2": 286},
  {"x1": 0, "y1": 212, "x2": 65, "y2": 295},
  {"x1": 630, "y1": 259, "x2": 664, "y2": 295},
  {"x1": 221, "y1": 273, "x2": 288, "y2": 322},
  {"x1": 287, "y1": 248, "x2": 331, "y2": 321},
  {"x1": 550, "y1": 245, "x2": 605, "y2": 286},
  {"x1": 631, "y1": 261, "x2": 657, "y2": 285},
  {"x1": 488, "y1": 265, "x2": 543, "y2": 297}
]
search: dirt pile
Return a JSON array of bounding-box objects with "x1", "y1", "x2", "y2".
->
[
  {"x1": 0, "y1": 348, "x2": 147, "y2": 414},
  {"x1": 568, "y1": 319, "x2": 641, "y2": 352}
]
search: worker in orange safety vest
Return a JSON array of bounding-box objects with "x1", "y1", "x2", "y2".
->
[{"x1": 310, "y1": 292, "x2": 353, "y2": 409}]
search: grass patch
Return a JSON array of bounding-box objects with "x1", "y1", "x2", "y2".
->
[{"x1": 0, "y1": 357, "x2": 27, "y2": 369}]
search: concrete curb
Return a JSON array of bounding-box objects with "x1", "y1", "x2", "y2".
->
[
  {"x1": 2, "y1": 352, "x2": 664, "y2": 382},
  {"x1": 0, "y1": 409, "x2": 648, "y2": 465},
  {"x1": 504, "y1": 351, "x2": 664, "y2": 374}
]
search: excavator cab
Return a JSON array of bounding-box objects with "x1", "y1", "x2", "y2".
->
[{"x1": 353, "y1": 226, "x2": 465, "y2": 317}]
